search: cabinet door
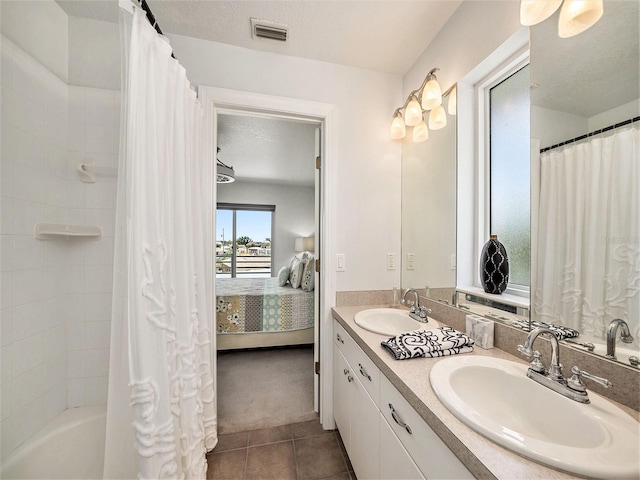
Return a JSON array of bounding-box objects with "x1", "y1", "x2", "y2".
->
[
  {"x1": 380, "y1": 375, "x2": 474, "y2": 480},
  {"x1": 333, "y1": 347, "x2": 352, "y2": 454},
  {"x1": 350, "y1": 374, "x2": 380, "y2": 480},
  {"x1": 379, "y1": 413, "x2": 425, "y2": 480}
]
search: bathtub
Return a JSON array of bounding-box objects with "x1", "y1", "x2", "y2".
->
[{"x1": 1, "y1": 405, "x2": 106, "y2": 479}]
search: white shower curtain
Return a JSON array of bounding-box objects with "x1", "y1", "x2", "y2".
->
[
  {"x1": 533, "y1": 126, "x2": 639, "y2": 343},
  {"x1": 104, "y1": 5, "x2": 216, "y2": 478}
]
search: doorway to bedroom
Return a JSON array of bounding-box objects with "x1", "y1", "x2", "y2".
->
[{"x1": 214, "y1": 111, "x2": 321, "y2": 434}]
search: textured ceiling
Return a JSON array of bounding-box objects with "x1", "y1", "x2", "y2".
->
[
  {"x1": 56, "y1": 0, "x2": 462, "y2": 76},
  {"x1": 217, "y1": 114, "x2": 317, "y2": 186},
  {"x1": 530, "y1": 0, "x2": 639, "y2": 117}
]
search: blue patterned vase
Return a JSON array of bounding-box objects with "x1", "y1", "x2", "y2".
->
[{"x1": 479, "y1": 235, "x2": 509, "y2": 294}]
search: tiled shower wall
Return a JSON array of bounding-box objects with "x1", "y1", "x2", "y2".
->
[{"x1": 0, "y1": 37, "x2": 117, "y2": 459}]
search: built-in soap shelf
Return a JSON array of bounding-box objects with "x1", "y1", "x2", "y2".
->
[{"x1": 34, "y1": 223, "x2": 103, "y2": 240}]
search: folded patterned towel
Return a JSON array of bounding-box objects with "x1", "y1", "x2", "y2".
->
[
  {"x1": 511, "y1": 319, "x2": 580, "y2": 340},
  {"x1": 381, "y1": 326, "x2": 474, "y2": 360}
]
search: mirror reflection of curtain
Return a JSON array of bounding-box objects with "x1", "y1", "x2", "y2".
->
[{"x1": 533, "y1": 126, "x2": 639, "y2": 344}]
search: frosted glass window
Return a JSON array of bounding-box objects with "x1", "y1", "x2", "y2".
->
[{"x1": 489, "y1": 65, "x2": 530, "y2": 287}]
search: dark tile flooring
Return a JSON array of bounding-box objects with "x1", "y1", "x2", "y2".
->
[{"x1": 207, "y1": 418, "x2": 356, "y2": 480}]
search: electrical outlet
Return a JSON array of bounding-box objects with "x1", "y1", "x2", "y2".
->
[
  {"x1": 387, "y1": 253, "x2": 396, "y2": 270},
  {"x1": 336, "y1": 254, "x2": 346, "y2": 272},
  {"x1": 407, "y1": 253, "x2": 415, "y2": 270}
]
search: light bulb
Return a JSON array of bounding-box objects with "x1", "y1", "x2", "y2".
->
[
  {"x1": 558, "y1": 0, "x2": 603, "y2": 38},
  {"x1": 389, "y1": 113, "x2": 406, "y2": 140},
  {"x1": 404, "y1": 96, "x2": 423, "y2": 127},
  {"x1": 413, "y1": 120, "x2": 429, "y2": 142},
  {"x1": 447, "y1": 85, "x2": 457, "y2": 116},
  {"x1": 421, "y1": 78, "x2": 442, "y2": 110},
  {"x1": 520, "y1": 0, "x2": 562, "y2": 26},
  {"x1": 428, "y1": 105, "x2": 447, "y2": 130}
]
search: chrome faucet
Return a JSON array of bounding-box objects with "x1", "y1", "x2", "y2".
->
[
  {"x1": 518, "y1": 327, "x2": 611, "y2": 404},
  {"x1": 606, "y1": 318, "x2": 634, "y2": 360},
  {"x1": 401, "y1": 288, "x2": 431, "y2": 323}
]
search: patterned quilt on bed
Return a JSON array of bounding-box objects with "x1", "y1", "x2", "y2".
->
[{"x1": 216, "y1": 278, "x2": 315, "y2": 334}]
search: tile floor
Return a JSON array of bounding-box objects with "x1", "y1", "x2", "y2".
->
[{"x1": 207, "y1": 418, "x2": 356, "y2": 479}]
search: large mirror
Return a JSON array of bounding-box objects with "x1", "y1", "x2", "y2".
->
[
  {"x1": 401, "y1": 89, "x2": 456, "y2": 303},
  {"x1": 402, "y1": 2, "x2": 639, "y2": 367},
  {"x1": 530, "y1": 1, "x2": 639, "y2": 366}
]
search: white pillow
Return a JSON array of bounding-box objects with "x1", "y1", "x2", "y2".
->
[
  {"x1": 300, "y1": 256, "x2": 315, "y2": 292},
  {"x1": 289, "y1": 253, "x2": 307, "y2": 288},
  {"x1": 277, "y1": 266, "x2": 290, "y2": 286}
]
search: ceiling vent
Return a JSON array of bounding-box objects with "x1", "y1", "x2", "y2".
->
[{"x1": 251, "y1": 18, "x2": 288, "y2": 42}]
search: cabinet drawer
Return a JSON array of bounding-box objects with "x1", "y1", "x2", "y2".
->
[
  {"x1": 349, "y1": 338, "x2": 380, "y2": 407},
  {"x1": 380, "y1": 375, "x2": 474, "y2": 480},
  {"x1": 333, "y1": 319, "x2": 380, "y2": 406},
  {"x1": 334, "y1": 320, "x2": 356, "y2": 356}
]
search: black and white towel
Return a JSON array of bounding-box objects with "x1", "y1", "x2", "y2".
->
[
  {"x1": 511, "y1": 319, "x2": 580, "y2": 340},
  {"x1": 381, "y1": 326, "x2": 474, "y2": 360}
]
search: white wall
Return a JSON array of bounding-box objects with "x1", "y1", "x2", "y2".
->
[
  {"x1": 532, "y1": 106, "x2": 587, "y2": 149},
  {"x1": 1, "y1": 35, "x2": 71, "y2": 458},
  {"x1": 68, "y1": 17, "x2": 120, "y2": 91},
  {"x1": 168, "y1": 34, "x2": 403, "y2": 292},
  {"x1": 0, "y1": 0, "x2": 68, "y2": 82},
  {"x1": 1, "y1": 0, "x2": 118, "y2": 459},
  {"x1": 217, "y1": 180, "x2": 314, "y2": 271}
]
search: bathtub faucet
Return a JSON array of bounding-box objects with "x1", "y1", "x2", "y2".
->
[{"x1": 606, "y1": 319, "x2": 634, "y2": 360}]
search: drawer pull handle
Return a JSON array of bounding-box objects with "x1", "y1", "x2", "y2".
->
[
  {"x1": 347, "y1": 374, "x2": 354, "y2": 383},
  {"x1": 336, "y1": 333, "x2": 344, "y2": 344},
  {"x1": 389, "y1": 403, "x2": 412, "y2": 434},
  {"x1": 343, "y1": 368, "x2": 349, "y2": 375},
  {"x1": 358, "y1": 363, "x2": 372, "y2": 381}
]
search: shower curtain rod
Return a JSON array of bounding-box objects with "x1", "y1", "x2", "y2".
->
[
  {"x1": 540, "y1": 115, "x2": 639, "y2": 153},
  {"x1": 136, "y1": 0, "x2": 176, "y2": 59}
]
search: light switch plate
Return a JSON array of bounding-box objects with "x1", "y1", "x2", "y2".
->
[
  {"x1": 407, "y1": 253, "x2": 415, "y2": 270},
  {"x1": 336, "y1": 254, "x2": 346, "y2": 272},
  {"x1": 387, "y1": 253, "x2": 396, "y2": 270}
]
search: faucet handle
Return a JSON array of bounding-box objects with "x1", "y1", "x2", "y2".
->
[
  {"x1": 568, "y1": 366, "x2": 612, "y2": 392},
  {"x1": 517, "y1": 344, "x2": 533, "y2": 359},
  {"x1": 418, "y1": 306, "x2": 432, "y2": 318},
  {"x1": 529, "y1": 351, "x2": 545, "y2": 373}
]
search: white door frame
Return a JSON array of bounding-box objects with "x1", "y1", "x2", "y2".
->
[{"x1": 199, "y1": 86, "x2": 337, "y2": 430}]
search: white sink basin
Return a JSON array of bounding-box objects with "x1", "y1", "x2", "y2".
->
[
  {"x1": 354, "y1": 308, "x2": 437, "y2": 336},
  {"x1": 430, "y1": 356, "x2": 640, "y2": 479}
]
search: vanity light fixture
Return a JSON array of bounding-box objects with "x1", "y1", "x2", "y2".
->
[
  {"x1": 413, "y1": 120, "x2": 429, "y2": 143},
  {"x1": 404, "y1": 95, "x2": 423, "y2": 127},
  {"x1": 389, "y1": 67, "x2": 454, "y2": 141},
  {"x1": 520, "y1": 0, "x2": 603, "y2": 38},
  {"x1": 428, "y1": 104, "x2": 447, "y2": 130}
]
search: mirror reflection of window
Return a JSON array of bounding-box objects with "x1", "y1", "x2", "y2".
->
[{"x1": 489, "y1": 64, "x2": 531, "y2": 288}]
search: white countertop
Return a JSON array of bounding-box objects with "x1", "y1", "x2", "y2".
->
[{"x1": 332, "y1": 305, "x2": 640, "y2": 480}]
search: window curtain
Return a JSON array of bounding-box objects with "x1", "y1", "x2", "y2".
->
[
  {"x1": 533, "y1": 126, "x2": 639, "y2": 344},
  {"x1": 104, "y1": 4, "x2": 217, "y2": 478}
]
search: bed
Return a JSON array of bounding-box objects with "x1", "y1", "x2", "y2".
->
[{"x1": 215, "y1": 277, "x2": 315, "y2": 350}]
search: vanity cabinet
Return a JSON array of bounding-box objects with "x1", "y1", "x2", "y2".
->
[
  {"x1": 333, "y1": 319, "x2": 474, "y2": 480},
  {"x1": 333, "y1": 324, "x2": 380, "y2": 479}
]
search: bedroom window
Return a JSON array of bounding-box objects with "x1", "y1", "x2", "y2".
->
[{"x1": 216, "y1": 203, "x2": 275, "y2": 278}]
